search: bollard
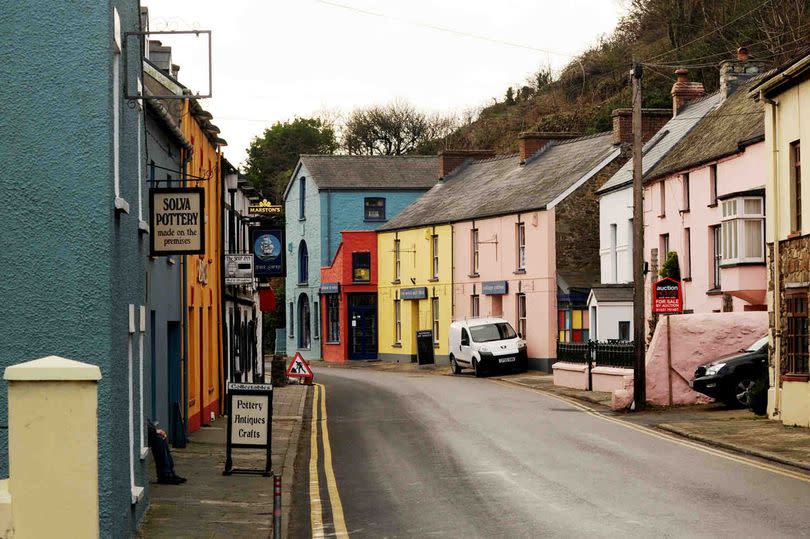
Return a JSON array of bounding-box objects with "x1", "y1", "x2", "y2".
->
[{"x1": 273, "y1": 473, "x2": 282, "y2": 539}]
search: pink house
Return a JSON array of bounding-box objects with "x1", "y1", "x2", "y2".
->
[{"x1": 642, "y1": 53, "x2": 768, "y2": 326}]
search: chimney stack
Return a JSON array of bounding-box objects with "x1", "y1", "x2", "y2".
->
[
  {"x1": 438, "y1": 150, "x2": 496, "y2": 179},
  {"x1": 518, "y1": 132, "x2": 579, "y2": 163},
  {"x1": 719, "y1": 47, "x2": 767, "y2": 98},
  {"x1": 148, "y1": 40, "x2": 174, "y2": 76},
  {"x1": 671, "y1": 69, "x2": 706, "y2": 116},
  {"x1": 611, "y1": 108, "x2": 671, "y2": 145}
]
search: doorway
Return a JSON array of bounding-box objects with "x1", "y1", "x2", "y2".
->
[
  {"x1": 348, "y1": 293, "x2": 377, "y2": 360},
  {"x1": 166, "y1": 321, "x2": 182, "y2": 445}
]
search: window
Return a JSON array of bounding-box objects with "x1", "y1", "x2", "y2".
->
[
  {"x1": 326, "y1": 295, "x2": 340, "y2": 343},
  {"x1": 431, "y1": 297, "x2": 440, "y2": 344},
  {"x1": 618, "y1": 321, "x2": 631, "y2": 341},
  {"x1": 517, "y1": 293, "x2": 527, "y2": 338},
  {"x1": 471, "y1": 228, "x2": 479, "y2": 275},
  {"x1": 299, "y1": 177, "x2": 306, "y2": 219},
  {"x1": 659, "y1": 234, "x2": 669, "y2": 258},
  {"x1": 516, "y1": 222, "x2": 526, "y2": 271},
  {"x1": 558, "y1": 309, "x2": 589, "y2": 343},
  {"x1": 659, "y1": 181, "x2": 666, "y2": 217},
  {"x1": 711, "y1": 225, "x2": 722, "y2": 289},
  {"x1": 471, "y1": 294, "x2": 480, "y2": 317},
  {"x1": 709, "y1": 164, "x2": 718, "y2": 206},
  {"x1": 610, "y1": 223, "x2": 618, "y2": 283},
  {"x1": 431, "y1": 235, "x2": 439, "y2": 279},
  {"x1": 297, "y1": 294, "x2": 311, "y2": 349},
  {"x1": 289, "y1": 302, "x2": 294, "y2": 338},
  {"x1": 394, "y1": 239, "x2": 401, "y2": 281},
  {"x1": 394, "y1": 299, "x2": 402, "y2": 344},
  {"x1": 683, "y1": 228, "x2": 692, "y2": 279},
  {"x1": 298, "y1": 241, "x2": 309, "y2": 284},
  {"x1": 313, "y1": 301, "x2": 320, "y2": 339},
  {"x1": 791, "y1": 141, "x2": 802, "y2": 233},
  {"x1": 352, "y1": 252, "x2": 371, "y2": 282},
  {"x1": 785, "y1": 290, "x2": 809, "y2": 375},
  {"x1": 720, "y1": 196, "x2": 764, "y2": 264},
  {"x1": 364, "y1": 197, "x2": 386, "y2": 221},
  {"x1": 461, "y1": 328, "x2": 470, "y2": 346},
  {"x1": 627, "y1": 219, "x2": 634, "y2": 282},
  {"x1": 682, "y1": 173, "x2": 690, "y2": 211}
]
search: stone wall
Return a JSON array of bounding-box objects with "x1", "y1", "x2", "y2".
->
[{"x1": 768, "y1": 236, "x2": 810, "y2": 371}]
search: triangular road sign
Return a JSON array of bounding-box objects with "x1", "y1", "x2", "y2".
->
[{"x1": 286, "y1": 352, "x2": 314, "y2": 382}]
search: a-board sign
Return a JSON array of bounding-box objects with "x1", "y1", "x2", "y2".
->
[
  {"x1": 652, "y1": 277, "x2": 683, "y2": 314},
  {"x1": 416, "y1": 330, "x2": 435, "y2": 365},
  {"x1": 149, "y1": 187, "x2": 206, "y2": 256},
  {"x1": 286, "y1": 352, "x2": 314, "y2": 384},
  {"x1": 224, "y1": 382, "x2": 273, "y2": 476}
]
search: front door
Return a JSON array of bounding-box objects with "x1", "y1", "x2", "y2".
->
[{"x1": 348, "y1": 293, "x2": 377, "y2": 360}]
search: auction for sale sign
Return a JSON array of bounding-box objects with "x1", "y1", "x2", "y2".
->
[{"x1": 149, "y1": 187, "x2": 206, "y2": 256}]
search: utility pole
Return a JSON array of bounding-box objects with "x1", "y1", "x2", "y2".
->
[{"x1": 631, "y1": 61, "x2": 646, "y2": 410}]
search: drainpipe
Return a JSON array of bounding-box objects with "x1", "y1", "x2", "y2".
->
[
  {"x1": 761, "y1": 91, "x2": 782, "y2": 419},
  {"x1": 179, "y1": 135, "x2": 191, "y2": 446},
  {"x1": 218, "y1": 149, "x2": 228, "y2": 403}
]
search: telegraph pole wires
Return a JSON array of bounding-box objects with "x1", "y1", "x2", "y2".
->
[{"x1": 631, "y1": 61, "x2": 646, "y2": 411}]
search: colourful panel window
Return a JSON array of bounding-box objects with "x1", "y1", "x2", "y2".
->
[
  {"x1": 582, "y1": 330, "x2": 589, "y2": 342},
  {"x1": 572, "y1": 329, "x2": 583, "y2": 342},
  {"x1": 558, "y1": 311, "x2": 565, "y2": 330},
  {"x1": 582, "y1": 310, "x2": 589, "y2": 329},
  {"x1": 572, "y1": 310, "x2": 582, "y2": 330},
  {"x1": 559, "y1": 331, "x2": 566, "y2": 342},
  {"x1": 565, "y1": 311, "x2": 572, "y2": 330}
]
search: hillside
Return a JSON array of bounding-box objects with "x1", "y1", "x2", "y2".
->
[{"x1": 442, "y1": 0, "x2": 810, "y2": 154}]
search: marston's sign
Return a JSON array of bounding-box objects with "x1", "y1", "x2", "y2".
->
[
  {"x1": 653, "y1": 277, "x2": 683, "y2": 314},
  {"x1": 149, "y1": 187, "x2": 205, "y2": 256},
  {"x1": 248, "y1": 199, "x2": 282, "y2": 216}
]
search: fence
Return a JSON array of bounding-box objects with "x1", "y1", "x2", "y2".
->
[{"x1": 556, "y1": 340, "x2": 635, "y2": 368}]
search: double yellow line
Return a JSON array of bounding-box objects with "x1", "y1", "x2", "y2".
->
[{"x1": 309, "y1": 383, "x2": 349, "y2": 538}]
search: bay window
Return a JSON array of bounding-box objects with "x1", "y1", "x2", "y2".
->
[{"x1": 720, "y1": 196, "x2": 764, "y2": 265}]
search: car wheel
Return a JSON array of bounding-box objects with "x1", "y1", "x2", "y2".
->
[
  {"x1": 473, "y1": 357, "x2": 483, "y2": 378},
  {"x1": 731, "y1": 377, "x2": 756, "y2": 408},
  {"x1": 450, "y1": 355, "x2": 461, "y2": 375}
]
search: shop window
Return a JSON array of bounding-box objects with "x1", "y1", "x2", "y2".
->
[
  {"x1": 720, "y1": 196, "x2": 764, "y2": 264},
  {"x1": 431, "y1": 297, "x2": 440, "y2": 344},
  {"x1": 471, "y1": 294, "x2": 480, "y2": 317},
  {"x1": 352, "y1": 252, "x2": 371, "y2": 282},
  {"x1": 785, "y1": 290, "x2": 809, "y2": 376},
  {"x1": 364, "y1": 197, "x2": 386, "y2": 221},
  {"x1": 326, "y1": 295, "x2": 340, "y2": 343},
  {"x1": 517, "y1": 293, "x2": 527, "y2": 338},
  {"x1": 394, "y1": 299, "x2": 402, "y2": 344}
]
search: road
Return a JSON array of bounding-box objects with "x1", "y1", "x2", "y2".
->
[{"x1": 291, "y1": 367, "x2": 810, "y2": 538}]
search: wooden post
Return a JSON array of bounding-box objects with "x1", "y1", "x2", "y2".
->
[
  {"x1": 666, "y1": 315, "x2": 673, "y2": 406},
  {"x1": 632, "y1": 62, "x2": 647, "y2": 410}
]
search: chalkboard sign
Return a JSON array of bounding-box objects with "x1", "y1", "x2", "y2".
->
[{"x1": 416, "y1": 330, "x2": 435, "y2": 365}]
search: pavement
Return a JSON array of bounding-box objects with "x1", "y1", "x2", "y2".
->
[
  {"x1": 295, "y1": 366, "x2": 810, "y2": 537},
  {"x1": 315, "y1": 359, "x2": 810, "y2": 473},
  {"x1": 138, "y1": 382, "x2": 308, "y2": 539}
]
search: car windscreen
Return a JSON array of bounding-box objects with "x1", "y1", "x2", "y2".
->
[
  {"x1": 469, "y1": 323, "x2": 517, "y2": 343},
  {"x1": 745, "y1": 335, "x2": 769, "y2": 352}
]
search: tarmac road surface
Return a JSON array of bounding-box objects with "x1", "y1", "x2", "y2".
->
[{"x1": 292, "y1": 367, "x2": 810, "y2": 538}]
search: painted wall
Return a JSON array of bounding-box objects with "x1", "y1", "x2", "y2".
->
[
  {"x1": 599, "y1": 187, "x2": 635, "y2": 285},
  {"x1": 320, "y1": 189, "x2": 429, "y2": 263},
  {"x1": 378, "y1": 226, "x2": 453, "y2": 362},
  {"x1": 642, "y1": 142, "x2": 766, "y2": 326},
  {"x1": 181, "y1": 102, "x2": 224, "y2": 432},
  {"x1": 589, "y1": 301, "x2": 633, "y2": 341},
  {"x1": 144, "y1": 110, "x2": 183, "y2": 440},
  {"x1": 452, "y1": 211, "x2": 557, "y2": 363},
  {"x1": 0, "y1": 1, "x2": 150, "y2": 534},
  {"x1": 320, "y1": 231, "x2": 377, "y2": 362},
  {"x1": 285, "y1": 165, "x2": 322, "y2": 360}
]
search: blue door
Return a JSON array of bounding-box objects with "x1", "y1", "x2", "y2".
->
[{"x1": 348, "y1": 293, "x2": 377, "y2": 360}]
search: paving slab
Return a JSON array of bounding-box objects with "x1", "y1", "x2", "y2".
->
[{"x1": 138, "y1": 384, "x2": 308, "y2": 538}]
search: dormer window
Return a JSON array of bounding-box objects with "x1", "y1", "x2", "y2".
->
[{"x1": 720, "y1": 195, "x2": 764, "y2": 265}]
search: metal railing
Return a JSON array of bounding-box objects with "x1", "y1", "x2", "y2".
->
[{"x1": 556, "y1": 340, "x2": 636, "y2": 390}]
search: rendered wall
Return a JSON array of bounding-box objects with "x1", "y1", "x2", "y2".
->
[
  {"x1": 590, "y1": 301, "x2": 633, "y2": 341},
  {"x1": 378, "y1": 226, "x2": 453, "y2": 362},
  {"x1": 599, "y1": 187, "x2": 634, "y2": 284}
]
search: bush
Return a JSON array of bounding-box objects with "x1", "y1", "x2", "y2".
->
[
  {"x1": 749, "y1": 378, "x2": 768, "y2": 416},
  {"x1": 659, "y1": 251, "x2": 681, "y2": 281}
]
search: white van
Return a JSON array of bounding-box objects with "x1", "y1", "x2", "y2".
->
[{"x1": 448, "y1": 317, "x2": 528, "y2": 377}]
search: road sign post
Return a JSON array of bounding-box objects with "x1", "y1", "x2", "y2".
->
[{"x1": 223, "y1": 381, "x2": 273, "y2": 477}]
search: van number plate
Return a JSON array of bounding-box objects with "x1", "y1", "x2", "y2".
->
[{"x1": 498, "y1": 356, "x2": 515, "y2": 363}]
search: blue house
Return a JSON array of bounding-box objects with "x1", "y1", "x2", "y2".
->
[
  {"x1": 0, "y1": 0, "x2": 151, "y2": 535},
  {"x1": 283, "y1": 155, "x2": 438, "y2": 360}
]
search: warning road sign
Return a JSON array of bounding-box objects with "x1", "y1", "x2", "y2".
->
[{"x1": 286, "y1": 352, "x2": 314, "y2": 384}]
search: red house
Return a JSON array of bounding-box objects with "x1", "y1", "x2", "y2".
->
[{"x1": 320, "y1": 231, "x2": 378, "y2": 362}]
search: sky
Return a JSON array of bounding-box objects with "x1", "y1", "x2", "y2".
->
[{"x1": 146, "y1": 0, "x2": 628, "y2": 169}]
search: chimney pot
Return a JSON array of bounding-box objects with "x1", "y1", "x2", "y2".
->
[
  {"x1": 674, "y1": 68, "x2": 689, "y2": 82},
  {"x1": 737, "y1": 47, "x2": 749, "y2": 61},
  {"x1": 671, "y1": 68, "x2": 705, "y2": 116}
]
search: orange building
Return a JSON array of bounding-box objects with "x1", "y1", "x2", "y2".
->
[{"x1": 181, "y1": 98, "x2": 225, "y2": 432}]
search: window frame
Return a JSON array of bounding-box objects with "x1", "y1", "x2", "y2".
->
[
  {"x1": 791, "y1": 141, "x2": 802, "y2": 234},
  {"x1": 326, "y1": 294, "x2": 340, "y2": 343},
  {"x1": 352, "y1": 251, "x2": 371, "y2": 283},
  {"x1": 431, "y1": 297, "x2": 440, "y2": 345},
  {"x1": 517, "y1": 293, "x2": 527, "y2": 338},
  {"x1": 785, "y1": 289, "x2": 809, "y2": 376},
  {"x1": 364, "y1": 197, "x2": 386, "y2": 222},
  {"x1": 618, "y1": 321, "x2": 631, "y2": 341},
  {"x1": 471, "y1": 228, "x2": 479, "y2": 275},
  {"x1": 313, "y1": 300, "x2": 320, "y2": 340},
  {"x1": 683, "y1": 227, "x2": 692, "y2": 279},
  {"x1": 711, "y1": 225, "x2": 722, "y2": 290},
  {"x1": 288, "y1": 302, "x2": 294, "y2": 338},
  {"x1": 298, "y1": 241, "x2": 309, "y2": 285},
  {"x1": 431, "y1": 234, "x2": 439, "y2": 280},
  {"x1": 393, "y1": 239, "x2": 401, "y2": 282},
  {"x1": 394, "y1": 299, "x2": 402, "y2": 344},
  {"x1": 610, "y1": 223, "x2": 618, "y2": 283},
  {"x1": 298, "y1": 177, "x2": 306, "y2": 220},
  {"x1": 709, "y1": 164, "x2": 718, "y2": 206},
  {"x1": 719, "y1": 196, "x2": 765, "y2": 265},
  {"x1": 659, "y1": 180, "x2": 666, "y2": 217},
  {"x1": 471, "y1": 294, "x2": 480, "y2": 317},
  {"x1": 516, "y1": 221, "x2": 526, "y2": 271},
  {"x1": 681, "y1": 173, "x2": 690, "y2": 212}
]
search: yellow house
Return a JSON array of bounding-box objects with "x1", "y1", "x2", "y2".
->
[
  {"x1": 377, "y1": 225, "x2": 453, "y2": 362},
  {"x1": 751, "y1": 53, "x2": 810, "y2": 427},
  {"x1": 181, "y1": 98, "x2": 224, "y2": 431}
]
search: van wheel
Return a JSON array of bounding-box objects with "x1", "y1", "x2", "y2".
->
[
  {"x1": 450, "y1": 355, "x2": 461, "y2": 375},
  {"x1": 473, "y1": 358, "x2": 483, "y2": 378}
]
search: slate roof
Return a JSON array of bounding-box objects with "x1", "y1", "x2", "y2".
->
[
  {"x1": 646, "y1": 79, "x2": 764, "y2": 182},
  {"x1": 297, "y1": 155, "x2": 438, "y2": 191},
  {"x1": 596, "y1": 93, "x2": 723, "y2": 194},
  {"x1": 378, "y1": 132, "x2": 619, "y2": 231},
  {"x1": 589, "y1": 284, "x2": 634, "y2": 302}
]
